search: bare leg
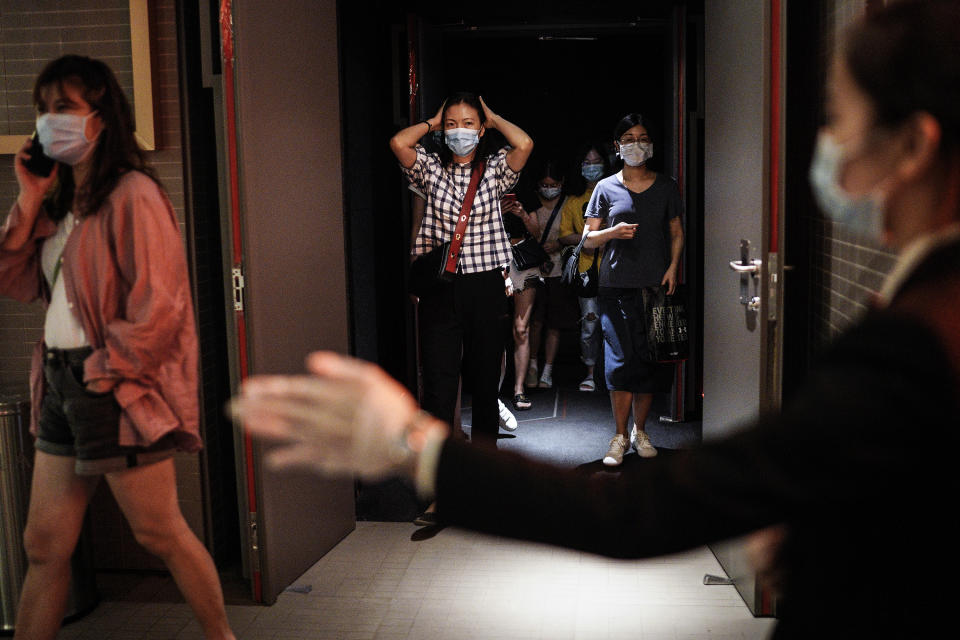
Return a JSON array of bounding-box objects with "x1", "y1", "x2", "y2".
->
[
  {"x1": 15, "y1": 452, "x2": 99, "y2": 640},
  {"x1": 543, "y1": 328, "x2": 560, "y2": 369},
  {"x1": 106, "y1": 458, "x2": 235, "y2": 640},
  {"x1": 610, "y1": 390, "x2": 633, "y2": 437},
  {"x1": 632, "y1": 393, "x2": 654, "y2": 431},
  {"x1": 528, "y1": 316, "x2": 544, "y2": 379},
  {"x1": 512, "y1": 287, "x2": 536, "y2": 395}
]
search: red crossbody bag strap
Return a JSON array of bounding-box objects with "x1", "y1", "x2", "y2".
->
[{"x1": 443, "y1": 164, "x2": 484, "y2": 275}]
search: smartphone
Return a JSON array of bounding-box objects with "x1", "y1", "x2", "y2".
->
[
  {"x1": 502, "y1": 193, "x2": 517, "y2": 205},
  {"x1": 23, "y1": 132, "x2": 56, "y2": 177}
]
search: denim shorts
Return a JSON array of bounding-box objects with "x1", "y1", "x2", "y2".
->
[
  {"x1": 37, "y1": 346, "x2": 175, "y2": 475},
  {"x1": 599, "y1": 288, "x2": 673, "y2": 393}
]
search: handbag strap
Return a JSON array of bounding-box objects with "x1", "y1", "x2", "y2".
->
[
  {"x1": 444, "y1": 164, "x2": 484, "y2": 275},
  {"x1": 538, "y1": 197, "x2": 565, "y2": 245},
  {"x1": 572, "y1": 227, "x2": 600, "y2": 267}
]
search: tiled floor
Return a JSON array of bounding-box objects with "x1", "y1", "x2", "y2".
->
[{"x1": 58, "y1": 521, "x2": 776, "y2": 640}]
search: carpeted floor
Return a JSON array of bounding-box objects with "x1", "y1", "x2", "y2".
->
[{"x1": 356, "y1": 362, "x2": 701, "y2": 522}]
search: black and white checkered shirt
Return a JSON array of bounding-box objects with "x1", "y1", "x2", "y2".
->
[{"x1": 402, "y1": 145, "x2": 519, "y2": 273}]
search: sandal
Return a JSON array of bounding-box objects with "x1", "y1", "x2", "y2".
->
[
  {"x1": 579, "y1": 376, "x2": 596, "y2": 392},
  {"x1": 512, "y1": 393, "x2": 532, "y2": 410}
]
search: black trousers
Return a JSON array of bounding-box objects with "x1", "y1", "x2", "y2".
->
[{"x1": 418, "y1": 268, "x2": 507, "y2": 447}]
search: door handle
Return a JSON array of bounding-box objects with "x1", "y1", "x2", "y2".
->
[
  {"x1": 728, "y1": 259, "x2": 762, "y2": 273},
  {"x1": 731, "y1": 239, "x2": 761, "y2": 312}
]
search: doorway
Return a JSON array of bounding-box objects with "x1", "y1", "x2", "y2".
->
[{"x1": 338, "y1": 0, "x2": 705, "y2": 520}]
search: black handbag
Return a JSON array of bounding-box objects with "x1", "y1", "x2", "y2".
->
[
  {"x1": 511, "y1": 236, "x2": 549, "y2": 271},
  {"x1": 511, "y1": 198, "x2": 563, "y2": 271},
  {"x1": 560, "y1": 232, "x2": 599, "y2": 298},
  {"x1": 409, "y1": 241, "x2": 453, "y2": 297},
  {"x1": 639, "y1": 284, "x2": 689, "y2": 362}
]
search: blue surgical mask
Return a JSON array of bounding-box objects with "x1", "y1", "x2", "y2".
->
[
  {"x1": 538, "y1": 185, "x2": 562, "y2": 200},
  {"x1": 36, "y1": 112, "x2": 99, "y2": 166},
  {"x1": 581, "y1": 163, "x2": 604, "y2": 182},
  {"x1": 809, "y1": 132, "x2": 886, "y2": 242},
  {"x1": 445, "y1": 128, "x2": 480, "y2": 157},
  {"x1": 619, "y1": 141, "x2": 653, "y2": 167}
]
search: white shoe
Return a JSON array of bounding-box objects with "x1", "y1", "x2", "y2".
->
[
  {"x1": 578, "y1": 374, "x2": 595, "y2": 392},
  {"x1": 538, "y1": 370, "x2": 553, "y2": 389},
  {"x1": 631, "y1": 425, "x2": 657, "y2": 458},
  {"x1": 602, "y1": 434, "x2": 628, "y2": 466},
  {"x1": 498, "y1": 399, "x2": 518, "y2": 431}
]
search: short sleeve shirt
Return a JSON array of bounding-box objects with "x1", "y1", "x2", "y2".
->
[
  {"x1": 585, "y1": 173, "x2": 682, "y2": 288},
  {"x1": 401, "y1": 145, "x2": 520, "y2": 273},
  {"x1": 558, "y1": 185, "x2": 599, "y2": 274}
]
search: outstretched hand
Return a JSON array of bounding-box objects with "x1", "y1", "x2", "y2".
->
[{"x1": 230, "y1": 352, "x2": 437, "y2": 480}]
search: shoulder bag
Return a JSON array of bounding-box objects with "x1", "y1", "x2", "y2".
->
[
  {"x1": 560, "y1": 231, "x2": 600, "y2": 298},
  {"x1": 511, "y1": 198, "x2": 564, "y2": 272},
  {"x1": 409, "y1": 164, "x2": 483, "y2": 296}
]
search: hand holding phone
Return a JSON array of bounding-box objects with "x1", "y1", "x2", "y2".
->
[
  {"x1": 501, "y1": 193, "x2": 522, "y2": 216},
  {"x1": 23, "y1": 132, "x2": 57, "y2": 177}
]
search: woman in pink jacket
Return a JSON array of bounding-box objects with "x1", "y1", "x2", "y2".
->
[{"x1": 0, "y1": 56, "x2": 234, "y2": 639}]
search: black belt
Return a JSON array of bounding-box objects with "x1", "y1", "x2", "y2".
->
[{"x1": 43, "y1": 346, "x2": 93, "y2": 366}]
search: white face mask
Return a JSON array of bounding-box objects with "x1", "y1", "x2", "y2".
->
[
  {"x1": 808, "y1": 132, "x2": 886, "y2": 243},
  {"x1": 619, "y1": 141, "x2": 653, "y2": 167},
  {"x1": 36, "y1": 112, "x2": 100, "y2": 166}
]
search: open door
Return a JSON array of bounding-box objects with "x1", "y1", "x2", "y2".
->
[
  {"x1": 219, "y1": 0, "x2": 356, "y2": 604},
  {"x1": 702, "y1": 0, "x2": 784, "y2": 616}
]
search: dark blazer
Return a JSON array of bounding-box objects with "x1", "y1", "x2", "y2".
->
[{"x1": 436, "y1": 237, "x2": 960, "y2": 638}]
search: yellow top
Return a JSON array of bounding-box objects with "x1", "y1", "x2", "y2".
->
[{"x1": 558, "y1": 185, "x2": 600, "y2": 274}]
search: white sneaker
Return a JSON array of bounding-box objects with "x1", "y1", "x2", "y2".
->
[
  {"x1": 498, "y1": 399, "x2": 518, "y2": 431},
  {"x1": 538, "y1": 370, "x2": 553, "y2": 389},
  {"x1": 578, "y1": 374, "x2": 595, "y2": 392},
  {"x1": 631, "y1": 425, "x2": 657, "y2": 458},
  {"x1": 602, "y1": 434, "x2": 628, "y2": 466}
]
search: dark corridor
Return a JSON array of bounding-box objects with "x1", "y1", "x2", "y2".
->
[{"x1": 337, "y1": 0, "x2": 705, "y2": 520}]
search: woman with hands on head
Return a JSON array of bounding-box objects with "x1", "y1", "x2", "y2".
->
[
  {"x1": 234, "y1": 2, "x2": 960, "y2": 635},
  {"x1": 582, "y1": 114, "x2": 684, "y2": 467},
  {"x1": 0, "y1": 55, "x2": 234, "y2": 639},
  {"x1": 389, "y1": 92, "x2": 532, "y2": 523}
]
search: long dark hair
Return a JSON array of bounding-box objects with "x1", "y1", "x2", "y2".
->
[
  {"x1": 437, "y1": 92, "x2": 493, "y2": 171},
  {"x1": 844, "y1": 0, "x2": 960, "y2": 162},
  {"x1": 33, "y1": 55, "x2": 158, "y2": 220}
]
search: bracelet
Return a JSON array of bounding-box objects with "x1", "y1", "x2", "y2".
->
[{"x1": 420, "y1": 120, "x2": 431, "y2": 133}]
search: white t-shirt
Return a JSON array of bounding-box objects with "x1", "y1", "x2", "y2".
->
[{"x1": 41, "y1": 212, "x2": 89, "y2": 348}]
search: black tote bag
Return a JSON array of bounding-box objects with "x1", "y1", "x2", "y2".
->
[{"x1": 639, "y1": 284, "x2": 689, "y2": 362}]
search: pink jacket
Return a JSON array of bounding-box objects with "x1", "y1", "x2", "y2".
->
[{"x1": 0, "y1": 171, "x2": 202, "y2": 452}]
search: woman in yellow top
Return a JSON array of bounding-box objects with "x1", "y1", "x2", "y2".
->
[{"x1": 558, "y1": 143, "x2": 610, "y2": 392}]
